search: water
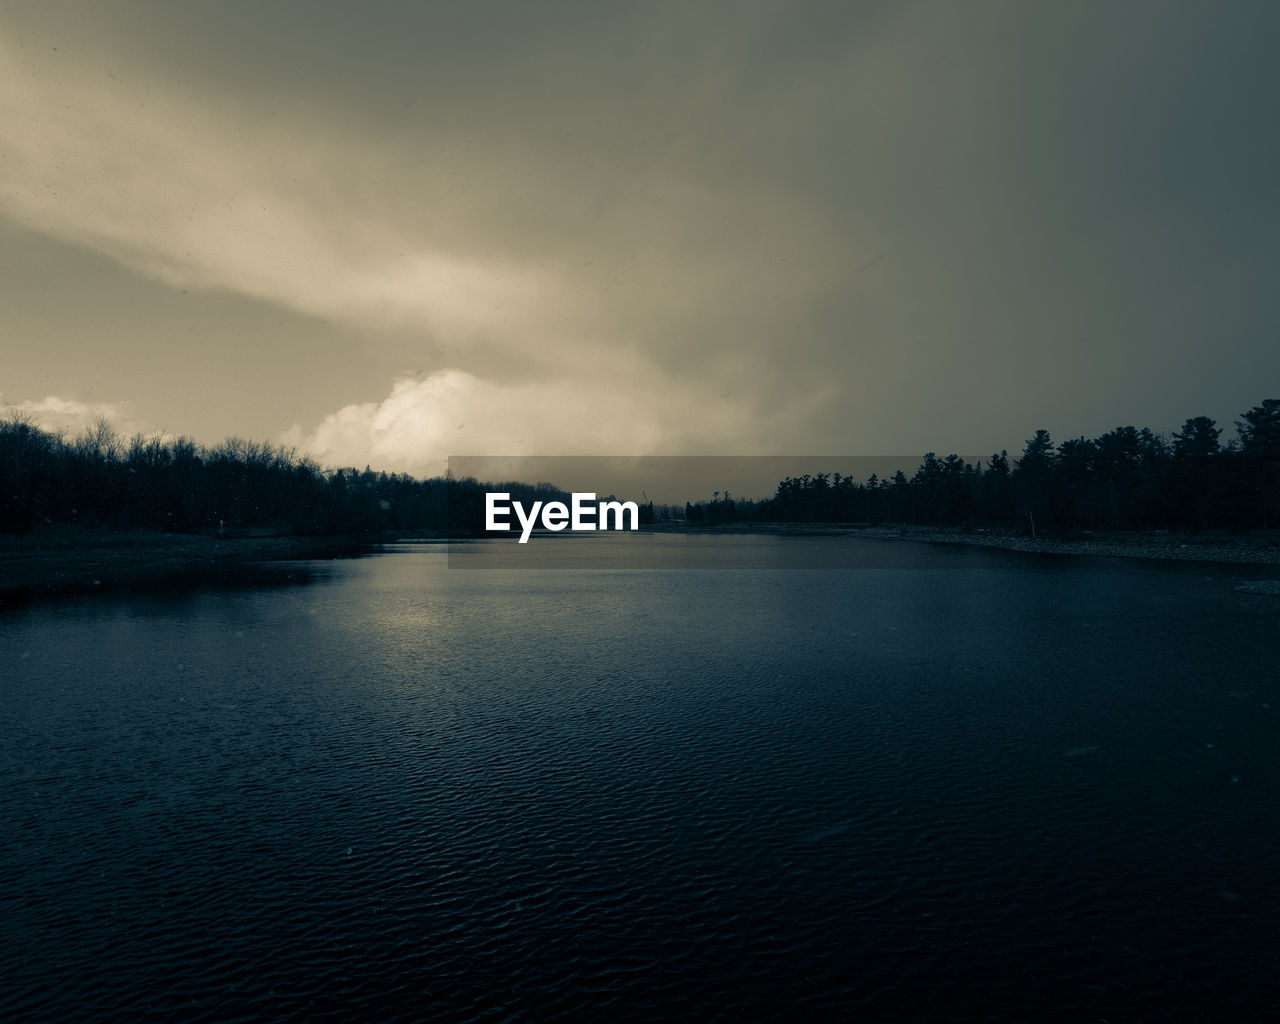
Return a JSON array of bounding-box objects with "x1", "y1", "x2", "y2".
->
[{"x1": 3, "y1": 535, "x2": 1278, "y2": 1021}]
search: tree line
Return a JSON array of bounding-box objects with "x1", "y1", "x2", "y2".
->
[
  {"x1": 0, "y1": 415, "x2": 568, "y2": 536},
  {"x1": 4, "y1": 398, "x2": 1277, "y2": 538},
  {"x1": 683, "y1": 399, "x2": 1280, "y2": 536}
]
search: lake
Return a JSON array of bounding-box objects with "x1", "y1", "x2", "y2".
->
[{"x1": 3, "y1": 534, "x2": 1278, "y2": 1021}]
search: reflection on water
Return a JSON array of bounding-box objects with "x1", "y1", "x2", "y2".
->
[{"x1": 3, "y1": 536, "x2": 1278, "y2": 1021}]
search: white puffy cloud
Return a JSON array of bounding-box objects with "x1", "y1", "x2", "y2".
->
[
  {"x1": 7, "y1": 396, "x2": 151, "y2": 441},
  {"x1": 279, "y1": 366, "x2": 810, "y2": 476}
]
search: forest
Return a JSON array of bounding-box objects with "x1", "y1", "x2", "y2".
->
[
  {"x1": 0, "y1": 415, "x2": 570, "y2": 537},
  {"x1": 1, "y1": 399, "x2": 1276, "y2": 538},
  {"x1": 684, "y1": 400, "x2": 1279, "y2": 536}
]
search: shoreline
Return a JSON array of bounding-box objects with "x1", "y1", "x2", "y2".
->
[
  {"x1": 651, "y1": 522, "x2": 1280, "y2": 566},
  {"x1": 847, "y1": 525, "x2": 1280, "y2": 566},
  {"x1": 0, "y1": 531, "x2": 369, "y2": 607}
]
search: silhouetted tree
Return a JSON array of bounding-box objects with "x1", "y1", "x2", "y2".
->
[
  {"x1": 1236, "y1": 399, "x2": 1280, "y2": 527},
  {"x1": 1014, "y1": 431, "x2": 1054, "y2": 537}
]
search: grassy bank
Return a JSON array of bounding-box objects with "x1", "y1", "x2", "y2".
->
[{"x1": 0, "y1": 530, "x2": 368, "y2": 606}]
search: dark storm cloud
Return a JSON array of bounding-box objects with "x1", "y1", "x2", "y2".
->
[{"x1": 2, "y1": 1, "x2": 1277, "y2": 469}]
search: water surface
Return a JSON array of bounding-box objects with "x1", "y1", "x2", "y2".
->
[{"x1": 3, "y1": 535, "x2": 1278, "y2": 1021}]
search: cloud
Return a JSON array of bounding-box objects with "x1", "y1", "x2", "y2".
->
[
  {"x1": 279, "y1": 366, "x2": 825, "y2": 476},
  {"x1": 4, "y1": 2, "x2": 1279, "y2": 463},
  {"x1": 0, "y1": 34, "x2": 559, "y2": 348},
  {"x1": 0, "y1": 22, "x2": 728, "y2": 351},
  {"x1": 0, "y1": 21, "x2": 847, "y2": 453},
  {"x1": 7, "y1": 395, "x2": 151, "y2": 441}
]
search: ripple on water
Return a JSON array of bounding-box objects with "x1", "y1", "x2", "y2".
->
[{"x1": 2, "y1": 542, "x2": 1279, "y2": 1021}]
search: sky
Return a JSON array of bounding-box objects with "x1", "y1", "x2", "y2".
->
[{"x1": 3, "y1": 0, "x2": 1279, "y2": 478}]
